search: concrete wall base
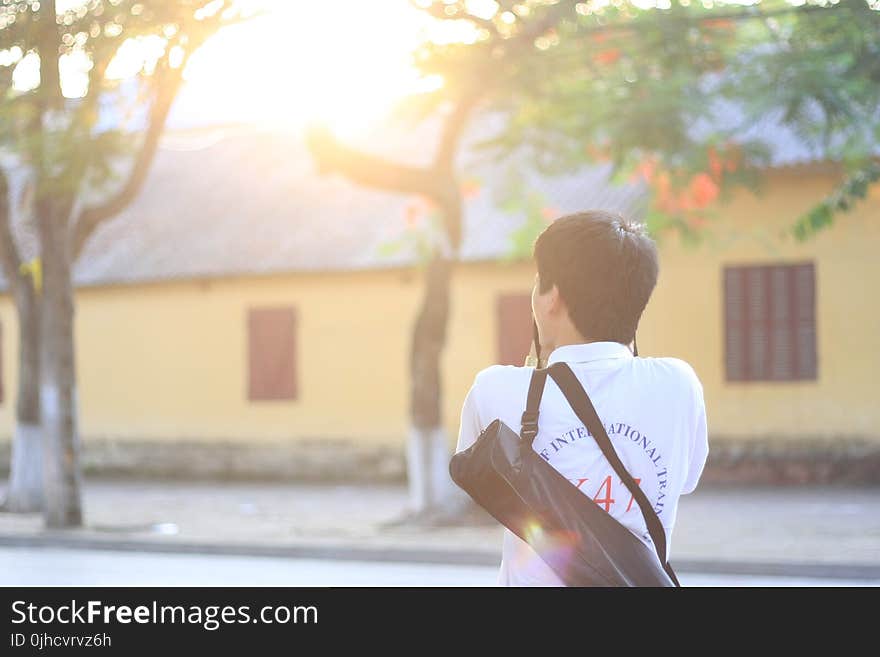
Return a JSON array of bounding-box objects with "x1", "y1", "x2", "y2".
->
[
  {"x1": 0, "y1": 437, "x2": 878, "y2": 485},
  {"x1": 702, "y1": 438, "x2": 880, "y2": 485}
]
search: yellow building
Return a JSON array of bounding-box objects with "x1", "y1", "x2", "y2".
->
[{"x1": 1, "y1": 127, "x2": 878, "y2": 482}]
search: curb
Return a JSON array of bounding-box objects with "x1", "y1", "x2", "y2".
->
[{"x1": 1, "y1": 533, "x2": 878, "y2": 581}]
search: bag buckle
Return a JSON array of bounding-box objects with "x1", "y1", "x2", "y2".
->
[{"x1": 520, "y1": 411, "x2": 539, "y2": 440}]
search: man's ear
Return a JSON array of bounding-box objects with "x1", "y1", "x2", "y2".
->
[{"x1": 548, "y1": 284, "x2": 566, "y2": 316}]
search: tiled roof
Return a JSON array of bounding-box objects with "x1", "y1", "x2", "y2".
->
[
  {"x1": 0, "y1": 120, "x2": 648, "y2": 290},
  {"x1": 2, "y1": 93, "x2": 865, "y2": 291}
]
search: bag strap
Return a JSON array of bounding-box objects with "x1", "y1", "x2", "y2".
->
[
  {"x1": 519, "y1": 366, "x2": 548, "y2": 444},
  {"x1": 545, "y1": 361, "x2": 680, "y2": 586}
]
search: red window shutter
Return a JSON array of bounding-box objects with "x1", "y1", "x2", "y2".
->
[
  {"x1": 723, "y1": 262, "x2": 816, "y2": 382},
  {"x1": 793, "y1": 263, "x2": 817, "y2": 379},
  {"x1": 724, "y1": 268, "x2": 746, "y2": 381},
  {"x1": 248, "y1": 307, "x2": 298, "y2": 401},
  {"x1": 496, "y1": 293, "x2": 534, "y2": 366},
  {"x1": 745, "y1": 265, "x2": 769, "y2": 380},
  {"x1": 770, "y1": 265, "x2": 792, "y2": 380}
]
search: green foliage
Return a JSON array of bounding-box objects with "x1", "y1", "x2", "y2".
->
[
  {"x1": 504, "y1": 190, "x2": 550, "y2": 260},
  {"x1": 792, "y1": 161, "x2": 880, "y2": 240},
  {"x1": 413, "y1": 0, "x2": 880, "y2": 242},
  {"x1": 0, "y1": 1, "x2": 247, "y2": 203},
  {"x1": 488, "y1": 166, "x2": 551, "y2": 260}
]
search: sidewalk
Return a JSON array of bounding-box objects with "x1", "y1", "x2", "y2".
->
[{"x1": 1, "y1": 478, "x2": 878, "y2": 578}]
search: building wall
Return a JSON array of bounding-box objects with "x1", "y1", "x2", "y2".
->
[
  {"x1": 641, "y1": 168, "x2": 879, "y2": 443},
  {"x1": 0, "y1": 169, "x2": 877, "y2": 458},
  {"x1": 0, "y1": 268, "x2": 430, "y2": 446}
]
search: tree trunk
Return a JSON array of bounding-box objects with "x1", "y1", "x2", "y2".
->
[
  {"x1": 406, "y1": 255, "x2": 464, "y2": 513},
  {"x1": 303, "y1": 116, "x2": 477, "y2": 516},
  {"x1": 0, "y1": 170, "x2": 44, "y2": 513},
  {"x1": 3, "y1": 278, "x2": 43, "y2": 512},
  {"x1": 36, "y1": 197, "x2": 82, "y2": 528}
]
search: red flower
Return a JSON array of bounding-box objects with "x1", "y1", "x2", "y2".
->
[
  {"x1": 460, "y1": 179, "x2": 481, "y2": 199},
  {"x1": 595, "y1": 48, "x2": 621, "y2": 66},
  {"x1": 704, "y1": 19, "x2": 735, "y2": 32},
  {"x1": 689, "y1": 173, "x2": 720, "y2": 209},
  {"x1": 636, "y1": 158, "x2": 656, "y2": 183}
]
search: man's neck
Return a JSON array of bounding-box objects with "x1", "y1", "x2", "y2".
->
[
  {"x1": 543, "y1": 330, "x2": 595, "y2": 356},
  {"x1": 542, "y1": 335, "x2": 634, "y2": 364}
]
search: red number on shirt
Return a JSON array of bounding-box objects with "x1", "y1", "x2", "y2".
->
[
  {"x1": 593, "y1": 476, "x2": 615, "y2": 512},
  {"x1": 571, "y1": 476, "x2": 645, "y2": 514},
  {"x1": 626, "y1": 479, "x2": 642, "y2": 512}
]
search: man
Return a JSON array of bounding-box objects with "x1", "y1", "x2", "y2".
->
[{"x1": 455, "y1": 210, "x2": 709, "y2": 586}]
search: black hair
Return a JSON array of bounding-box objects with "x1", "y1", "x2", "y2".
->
[{"x1": 533, "y1": 210, "x2": 659, "y2": 345}]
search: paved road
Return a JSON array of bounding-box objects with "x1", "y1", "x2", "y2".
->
[
  {"x1": 0, "y1": 547, "x2": 876, "y2": 587},
  {"x1": 4, "y1": 482, "x2": 879, "y2": 568}
]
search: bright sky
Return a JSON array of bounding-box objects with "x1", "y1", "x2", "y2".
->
[
  {"x1": 176, "y1": 0, "x2": 456, "y2": 136},
  {"x1": 4, "y1": 0, "x2": 779, "y2": 136},
  {"x1": 6, "y1": 0, "x2": 485, "y2": 138}
]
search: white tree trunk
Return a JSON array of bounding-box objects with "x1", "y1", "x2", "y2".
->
[
  {"x1": 40, "y1": 380, "x2": 82, "y2": 528},
  {"x1": 37, "y1": 194, "x2": 83, "y2": 528},
  {"x1": 406, "y1": 424, "x2": 460, "y2": 514},
  {"x1": 1, "y1": 161, "x2": 44, "y2": 513},
  {"x1": 4, "y1": 422, "x2": 44, "y2": 512}
]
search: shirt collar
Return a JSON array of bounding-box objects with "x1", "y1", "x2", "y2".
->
[{"x1": 546, "y1": 341, "x2": 634, "y2": 366}]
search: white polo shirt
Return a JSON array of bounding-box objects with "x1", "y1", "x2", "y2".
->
[{"x1": 455, "y1": 341, "x2": 709, "y2": 587}]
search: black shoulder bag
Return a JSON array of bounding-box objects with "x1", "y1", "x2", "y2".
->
[{"x1": 449, "y1": 361, "x2": 681, "y2": 587}]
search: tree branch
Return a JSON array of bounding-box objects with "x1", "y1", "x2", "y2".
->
[
  {"x1": 306, "y1": 125, "x2": 448, "y2": 199},
  {"x1": 434, "y1": 88, "x2": 482, "y2": 173},
  {"x1": 307, "y1": 0, "x2": 576, "y2": 253},
  {"x1": 417, "y1": 1, "x2": 500, "y2": 37},
  {"x1": 36, "y1": 0, "x2": 63, "y2": 111},
  {"x1": 71, "y1": 67, "x2": 182, "y2": 261},
  {"x1": 70, "y1": 2, "x2": 247, "y2": 261}
]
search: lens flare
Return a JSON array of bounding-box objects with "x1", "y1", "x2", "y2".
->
[{"x1": 521, "y1": 520, "x2": 580, "y2": 578}]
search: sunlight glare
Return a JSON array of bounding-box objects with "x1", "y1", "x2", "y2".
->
[
  {"x1": 181, "y1": 0, "x2": 447, "y2": 137},
  {"x1": 4, "y1": 1, "x2": 454, "y2": 136},
  {"x1": 11, "y1": 51, "x2": 39, "y2": 93}
]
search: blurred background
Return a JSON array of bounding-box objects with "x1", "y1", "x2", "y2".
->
[{"x1": 0, "y1": 0, "x2": 878, "y2": 586}]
